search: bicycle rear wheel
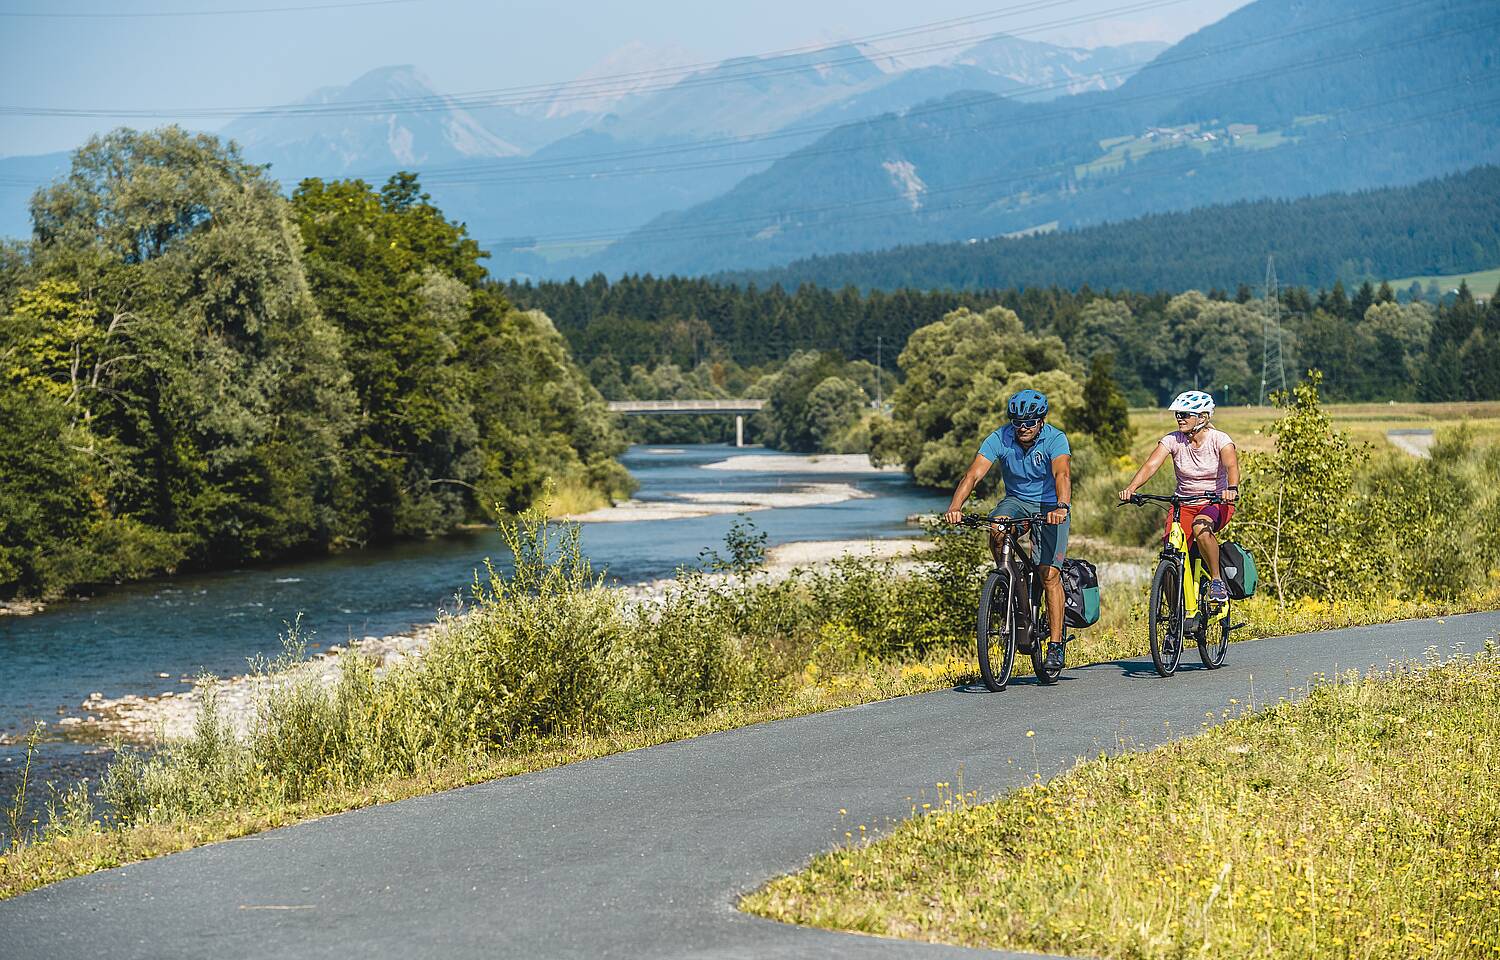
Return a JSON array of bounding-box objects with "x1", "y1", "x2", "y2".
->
[
  {"x1": 1198, "y1": 585, "x2": 1230, "y2": 669},
  {"x1": 1148, "y1": 561, "x2": 1183, "y2": 677},
  {"x1": 977, "y1": 569, "x2": 1018, "y2": 691}
]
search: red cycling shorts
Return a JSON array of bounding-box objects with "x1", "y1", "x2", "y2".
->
[{"x1": 1165, "y1": 501, "x2": 1233, "y2": 543}]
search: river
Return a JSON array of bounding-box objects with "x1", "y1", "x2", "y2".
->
[{"x1": 0, "y1": 445, "x2": 945, "y2": 831}]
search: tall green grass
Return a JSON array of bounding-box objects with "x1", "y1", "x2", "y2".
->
[{"x1": 86, "y1": 513, "x2": 989, "y2": 828}]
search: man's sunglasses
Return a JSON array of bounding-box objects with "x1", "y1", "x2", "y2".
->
[{"x1": 1010, "y1": 417, "x2": 1044, "y2": 429}]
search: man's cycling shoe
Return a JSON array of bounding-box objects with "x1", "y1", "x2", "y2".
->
[
  {"x1": 1044, "y1": 641, "x2": 1066, "y2": 673},
  {"x1": 1207, "y1": 579, "x2": 1229, "y2": 603}
]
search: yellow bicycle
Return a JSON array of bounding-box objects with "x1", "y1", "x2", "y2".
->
[{"x1": 1123, "y1": 493, "x2": 1233, "y2": 676}]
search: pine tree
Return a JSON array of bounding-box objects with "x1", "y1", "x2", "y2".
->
[{"x1": 1075, "y1": 353, "x2": 1133, "y2": 458}]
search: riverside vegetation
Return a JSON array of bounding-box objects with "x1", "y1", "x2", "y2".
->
[
  {"x1": 0, "y1": 128, "x2": 630, "y2": 602},
  {"x1": 3, "y1": 378, "x2": 1498, "y2": 900}
]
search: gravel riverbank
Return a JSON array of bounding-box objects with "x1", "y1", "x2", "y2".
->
[{"x1": 58, "y1": 537, "x2": 936, "y2": 746}]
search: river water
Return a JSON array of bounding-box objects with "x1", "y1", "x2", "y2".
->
[{"x1": 0, "y1": 445, "x2": 945, "y2": 827}]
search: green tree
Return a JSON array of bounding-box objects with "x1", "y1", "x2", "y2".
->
[
  {"x1": 871, "y1": 306, "x2": 1081, "y2": 490},
  {"x1": 294, "y1": 175, "x2": 629, "y2": 529},
  {"x1": 805, "y1": 376, "x2": 869, "y2": 452},
  {"x1": 1233, "y1": 372, "x2": 1370, "y2": 604},
  {"x1": 25, "y1": 126, "x2": 354, "y2": 568},
  {"x1": 754, "y1": 351, "x2": 846, "y2": 452},
  {"x1": 1074, "y1": 353, "x2": 1132, "y2": 458},
  {"x1": 1160, "y1": 292, "x2": 1262, "y2": 402}
]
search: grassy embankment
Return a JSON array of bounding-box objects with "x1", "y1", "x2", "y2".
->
[
  {"x1": 1385, "y1": 265, "x2": 1500, "y2": 297},
  {"x1": 3, "y1": 402, "x2": 1497, "y2": 901},
  {"x1": 1130, "y1": 401, "x2": 1500, "y2": 453},
  {"x1": 745, "y1": 651, "x2": 1500, "y2": 959},
  {"x1": 4, "y1": 546, "x2": 1495, "y2": 901}
]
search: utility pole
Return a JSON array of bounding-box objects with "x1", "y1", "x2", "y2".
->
[{"x1": 1259, "y1": 255, "x2": 1286, "y2": 406}]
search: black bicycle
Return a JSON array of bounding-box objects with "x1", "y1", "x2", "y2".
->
[
  {"x1": 955, "y1": 514, "x2": 1064, "y2": 691},
  {"x1": 1120, "y1": 493, "x2": 1233, "y2": 676}
]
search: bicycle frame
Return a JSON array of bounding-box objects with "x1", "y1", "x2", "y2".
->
[
  {"x1": 966, "y1": 513, "x2": 1038, "y2": 633},
  {"x1": 1153, "y1": 498, "x2": 1230, "y2": 630},
  {"x1": 958, "y1": 515, "x2": 1045, "y2": 645}
]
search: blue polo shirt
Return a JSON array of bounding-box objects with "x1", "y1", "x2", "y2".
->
[{"x1": 978, "y1": 423, "x2": 1071, "y2": 502}]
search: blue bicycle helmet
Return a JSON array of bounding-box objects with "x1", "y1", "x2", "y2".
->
[{"x1": 1007, "y1": 389, "x2": 1049, "y2": 420}]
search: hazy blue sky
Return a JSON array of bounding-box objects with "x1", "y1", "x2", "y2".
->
[{"x1": 1, "y1": 0, "x2": 1253, "y2": 158}]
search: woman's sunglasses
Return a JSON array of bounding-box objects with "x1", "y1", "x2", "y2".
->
[{"x1": 1174, "y1": 412, "x2": 1202, "y2": 421}]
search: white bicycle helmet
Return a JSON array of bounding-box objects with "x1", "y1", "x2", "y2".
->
[{"x1": 1169, "y1": 390, "x2": 1215, "y2": 415}]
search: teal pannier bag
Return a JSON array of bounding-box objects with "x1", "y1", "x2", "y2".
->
[
  {"x1": 1060, "y1": 558, "x2": 1101, "y2": 628},
  {"x1": 1220, "y1": 541, "x2": 1257, "y2": 599}
]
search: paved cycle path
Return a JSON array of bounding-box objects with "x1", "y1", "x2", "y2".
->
[{"x1": 5, "y1": 610, "x2": 1497, "y2": 959}]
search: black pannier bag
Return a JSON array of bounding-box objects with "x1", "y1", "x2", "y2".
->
[
  {"x1": 1218, "y1": 541, "x2": 1258, "y2": 599},
  {"x1": 1060, "y1": 557, "x2": 1101, "y2": 628}
]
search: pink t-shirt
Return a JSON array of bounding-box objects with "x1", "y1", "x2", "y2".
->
[{"x1": 1159, "y1": 428, "x2": 1234, "y2": 496}]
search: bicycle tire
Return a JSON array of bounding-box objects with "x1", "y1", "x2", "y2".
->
[
  {"x1": 1148, "y1": 560, "x2": 1183, "y2": 677},
  {"x1": 1198, "y1": 583, "x2": 1230, "y2": 669},
  {"x1": 977, "y1": 569, "x2": 1017, "y2": 692}
]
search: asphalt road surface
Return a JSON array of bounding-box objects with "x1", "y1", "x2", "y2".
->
[{"x1": 5, "y1": 610, "x2": 1496, "y2": 959}]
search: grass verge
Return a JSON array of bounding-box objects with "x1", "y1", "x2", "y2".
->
[
  {"x1": 4, "y1": 575, "x2": 1496, "y2": 902},
  {"x1": 744, "y1": 650, "x2": 1500, "y2": 959}
]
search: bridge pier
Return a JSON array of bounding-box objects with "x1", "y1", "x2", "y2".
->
[{"x1": 736, "y1": 415, "x2": 744, "y2": 447}]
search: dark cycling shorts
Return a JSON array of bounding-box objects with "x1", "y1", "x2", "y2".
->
[{"x1": 990, "y1": 495, "x2": 1068, "y2": 569}]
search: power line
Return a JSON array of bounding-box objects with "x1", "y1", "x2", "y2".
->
[
  {"x1": 492, "y1": 87, "x2": 1500, "y2": 258},
  {"x1": 1259, "y1": 255, "x2": 1286, "y2": 405},
  {"x1": 0, "y1": 0, "x2": 1178, "y2": 119},
  {"x1": 0, "y1": 0, "x2": 418, "y2": 17},
  {"x1": 433, "y1": 25, "x2": 1474, "y2": 192},
  {"x1": 461, "y1": 27, "x2": 1498, "y2": 249},
  {"x1": 400, "y1": 0, "x2": 1451, "y2": 185}
]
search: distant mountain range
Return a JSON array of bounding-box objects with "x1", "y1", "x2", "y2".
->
[
  {"x1": 717, "y1": 165, "x2": 1500, "y2": 293},
  {"x1": 0, "y1": 33, "x2": 1166, "y2": 244},
  {"x1": 579, "y1": 0, "x2": 1500, "y2": 278},
  {"x1": 9, "y1": 0, "x2": 1494, "y2": 286}
]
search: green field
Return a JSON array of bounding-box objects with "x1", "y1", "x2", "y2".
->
[
  {"x1": 1384, "y1": 265, "x2": 1500, "y2": 298},
  {"x1": 1128, "y1": 401, "x2": 1500, "y2": 455},
  {"x1": 1076, "y1": 124, "x2": 1290, "y2": 180}
]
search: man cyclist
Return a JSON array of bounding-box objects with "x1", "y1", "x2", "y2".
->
[
  {"x1": 1118, "y1": 390, "x2": 1240, "y2": 603},
  {"x1": 944, "y1": 389, "x2": 1073, "y2": 673}
]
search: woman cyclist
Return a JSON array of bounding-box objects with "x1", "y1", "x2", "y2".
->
[{"x1": 1118, "y1": 391, "x2": 1240, "y2": 603}]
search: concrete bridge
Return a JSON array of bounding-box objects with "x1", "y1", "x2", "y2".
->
[{"x1": 607, "y1": 399, "x2": 765, "y2": 446}]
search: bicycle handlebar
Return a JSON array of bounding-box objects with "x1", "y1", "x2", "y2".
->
[
  {"x1": 951, "y1": 513, "x2": 1039, "y2": 529},
  {"x1": 1119, "y1": 492, "x2": 1223, "y2": 507}
]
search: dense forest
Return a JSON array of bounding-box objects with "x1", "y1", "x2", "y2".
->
[
  {"x1": 507, "y1": 272, "x2": 1500, "y2": 409},
  {"x1": 0, "y1": 128, "x2": 627, "y2": 600},
  {"x1": 717, "y1": 166, "x2": 1500, "y2": 294}
]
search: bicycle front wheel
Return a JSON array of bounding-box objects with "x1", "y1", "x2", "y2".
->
[
  {"x1": 977, "y1": 569, "x2": 1018, "y2": 692},
  {"x1": 1199, "y1": 588, "x2": 1230, "y2": 669},
  {"x1": 1148, "y1": 560, "x2": 1183, "y2": 677}
]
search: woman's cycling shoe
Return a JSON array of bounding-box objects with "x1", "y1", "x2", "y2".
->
[{"x1": 1207, "y1": 579, "x2": 1229, "y2": 603}]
